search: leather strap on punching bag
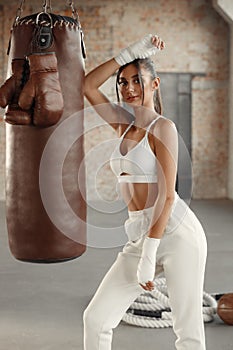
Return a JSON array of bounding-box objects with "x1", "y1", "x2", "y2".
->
[{"x1": 4, "y1": 0, "x2": 87, "y2": 263}]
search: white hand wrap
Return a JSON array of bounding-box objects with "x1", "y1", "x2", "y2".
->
[
  {"x1": 137, "y1": 236, "x2": 161, "y2": 285},
  {"x1": 115, "y1": 34, "x2": 160, "y2": 66}
]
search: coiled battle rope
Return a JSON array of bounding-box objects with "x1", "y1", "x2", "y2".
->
[{"x1": 122, "y1": 277, "x2": 218, "y2": 328}]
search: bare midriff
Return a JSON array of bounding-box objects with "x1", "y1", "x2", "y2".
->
[{"x1": 119, "y1": 178, "x2": 158, "y2": 211}]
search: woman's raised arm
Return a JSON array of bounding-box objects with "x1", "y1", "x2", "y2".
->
[
  {"x1": 84, "y1": 58, "x2": 124, "y2": 131},
  {"x1": 84, "y1": 34, "x2": 164, "y2": 131}
]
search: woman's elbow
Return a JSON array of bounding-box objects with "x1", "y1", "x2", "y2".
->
[{"x1": 164, "y1": 193, "x2": 176, "y2": 207}]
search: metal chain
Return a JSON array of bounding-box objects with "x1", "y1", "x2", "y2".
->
[
  {"x1": 14, "y1": 1, "x2": 80, "y2": 26},
  {"x1": 42, "y1": 0, "x2": 52, "y2": 13},
  {"x1": 15, "y1": 0, "x2": 52, "y2": 22},
  {"x1": 14, "y1": 0, "x2": 25, "y2": 24},
  {"x1": 68, "y1": 0, "x2": 80, "y2": 23}
]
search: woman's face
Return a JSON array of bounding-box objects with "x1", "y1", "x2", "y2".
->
[{"x1": 118, "y1": 64, "x2": 159, "y2": 109}]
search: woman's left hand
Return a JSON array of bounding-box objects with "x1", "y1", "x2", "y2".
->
[
  {"x1": 151, "y1": 35, "x2": 165, "y2": 51},
  {"x1": 137, "y1": 236, "x2": 160, "y2": 289}
]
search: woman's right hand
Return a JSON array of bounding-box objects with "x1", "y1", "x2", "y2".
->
[{"x1": 114, "y1": 34, "x2": 165, "y2": 66}]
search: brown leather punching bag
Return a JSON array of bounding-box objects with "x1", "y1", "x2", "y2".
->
[{"x1": 4, "y1": 0, "x2": 86, "y2": 262}]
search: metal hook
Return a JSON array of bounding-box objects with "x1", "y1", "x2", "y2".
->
[{"x1": 36, "y1": 11, "x2": 53, "y2": 28}]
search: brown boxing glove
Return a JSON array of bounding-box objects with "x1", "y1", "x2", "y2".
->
[
  {"x1": 0, "y1": 59, "x2": 32, "y2": 125},
  {"x1": 18, "y1": 52, "x2": 64, "y2": 127}
]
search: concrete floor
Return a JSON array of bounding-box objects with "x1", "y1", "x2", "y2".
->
[{"x1": 0, "y1": 198, "x2": 233, "y2": 350}]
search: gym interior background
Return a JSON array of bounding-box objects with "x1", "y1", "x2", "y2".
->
[
  {"x1": 0, "y1": 1, "x2": 233, "y2": 350},
  {"x1": 0, "y1": 0, "x2": 233, "y2": 202}
]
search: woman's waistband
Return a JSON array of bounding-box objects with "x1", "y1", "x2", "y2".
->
[
  {"x1": 117, "y1": 174, "x2": 158, "y2": 183},
  {"x1": 128, "y1": 205, "x2": 154, "y2": 218},
  {"x1": 127, "y1": 192, "x2": 180, "y2": 218}
]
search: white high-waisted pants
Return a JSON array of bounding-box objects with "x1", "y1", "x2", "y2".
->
[{"x1": 83, "y1": 193, "x2": 207, "y2": 350}]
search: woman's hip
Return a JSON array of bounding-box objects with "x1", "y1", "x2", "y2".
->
[{"x1": 124, "y1": 192, "x2": 206, "y2": 242}]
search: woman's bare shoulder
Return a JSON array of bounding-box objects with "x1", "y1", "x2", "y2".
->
[{"x1": 153, "y1": 116, "x2": 177, "y2": 134}]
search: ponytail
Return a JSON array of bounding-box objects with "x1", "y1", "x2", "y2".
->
[{"x1": 154, "y1": 87, "x2": 163, "y2": 115}]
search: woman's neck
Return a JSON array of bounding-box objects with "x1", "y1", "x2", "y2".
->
[{"x1": 133, "y1": 106, "x2": 158, "y2": 129}]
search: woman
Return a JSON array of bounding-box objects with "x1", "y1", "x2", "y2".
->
[{"x1": 83, "y1": 34, "x2": 207, "y2": 350}]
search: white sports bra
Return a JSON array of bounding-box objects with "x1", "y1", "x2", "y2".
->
[{"x1": 110, "y1": 116, "x2": 161, "y2": 183}]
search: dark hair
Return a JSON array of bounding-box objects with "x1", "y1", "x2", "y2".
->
[{"x1": 116, "y1": 57, "x2": 163, "y2": 115}]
